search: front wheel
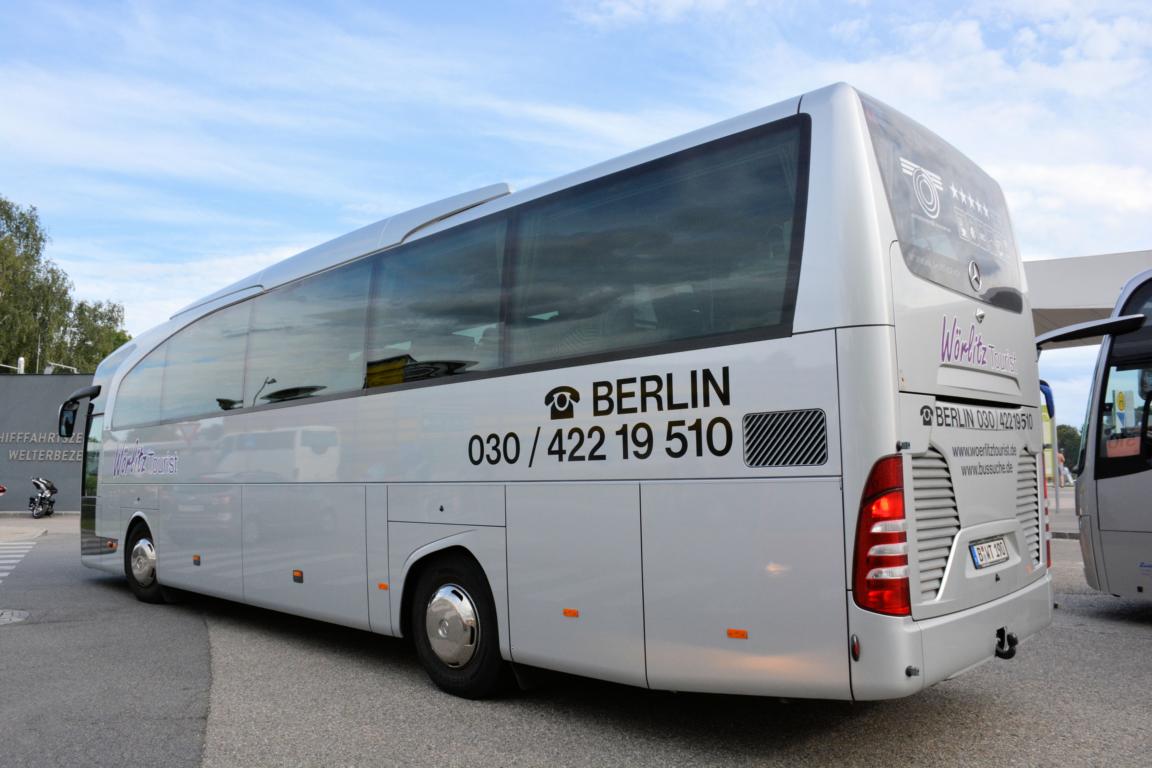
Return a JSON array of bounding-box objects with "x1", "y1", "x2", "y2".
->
[
  {"x1": 410, "y1": 554, "x2": 510, "y2": 699},
  {"x1": 30, "y1": 499, "x2": 43, "y2": 519},
  {"x1": 124, "y1": 525, "x2": 165, "y2": 604}
]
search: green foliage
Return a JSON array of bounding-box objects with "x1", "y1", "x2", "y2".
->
[
  {"x1": 1056, "y1": 424, "x2": 1081, "y2": 462},
  {"x1": 0, "y1": 195, "x2": 131, "y2": 374}
]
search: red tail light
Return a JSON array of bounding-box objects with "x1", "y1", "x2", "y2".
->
[{"x1": 853, "y1": 455, "x2": 911, "y2": 616}]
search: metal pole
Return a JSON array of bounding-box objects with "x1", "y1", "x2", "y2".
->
[{"x1": 1050, "y1": 412, "x2": 1061, "y2": 515}]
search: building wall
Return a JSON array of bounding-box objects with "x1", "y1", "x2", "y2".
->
[{"x1": 0, "y1": 374, "x2": 91, "y2": 512}]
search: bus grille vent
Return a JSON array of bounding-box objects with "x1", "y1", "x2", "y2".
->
[
  {"x1": 1016, "y1": 450, "x2": 1041, "y2": 564},
  {"x1": 912, "y1": 447, "x2": 960, "y2": 601},
  {"x1": 742, "y1": 409, "x2": 828, "y2": 467}
]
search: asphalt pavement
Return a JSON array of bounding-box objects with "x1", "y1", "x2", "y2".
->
[
  {"x1": 0, "y1": 514, "x2": 209, "y2": 768},
  {"x1": 1, "y1": 505, "x2": 1149, "y2": 767}
]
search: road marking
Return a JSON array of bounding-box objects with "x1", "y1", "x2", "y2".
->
[{"x1": 0, "y1": 542, "x2": 35, "y2": 586}]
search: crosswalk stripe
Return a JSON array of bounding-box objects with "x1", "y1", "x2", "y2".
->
[{"x1": 0, "y1": 542, "x2": 34, "y2": 585}]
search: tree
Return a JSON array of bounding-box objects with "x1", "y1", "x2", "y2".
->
[
  {"x1": 0, "y1": 195, "x2": 131, "y2": 373},
  {"x1": 64, "y1": 300, "x2": 132, "y2": 372},
  {"x1": 1057, "y1": 424, "x2": 1081, "y2": 463}
]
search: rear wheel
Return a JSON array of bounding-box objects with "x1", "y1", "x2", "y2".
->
[
  {"x1": 410, "y1": 554, "x2": 510, "y2": 699},
  {"x1": 125, "y1": 524, "x2": 165, "y2": 604}
]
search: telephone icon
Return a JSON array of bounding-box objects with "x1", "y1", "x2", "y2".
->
[{"x1": 545, "y1": 386, "x2": 580, "y2": 420}]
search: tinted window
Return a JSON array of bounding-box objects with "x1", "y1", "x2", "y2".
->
[
  {"x1": 1095, "y1": 279, "x2": 1152, "y2": 478},
  {"x1": 114, "y1": 347, "x2": 165, "y2": 427},
  {"x1": 862, "y1": 93, "x2": 1023, "y2": 312},
  {"x1": 1110, "y1": 281, "x2": 1152, "y2": 364},
  {"x1": 82, "y1": 414, "x2": 103, "y2": 497},
  {"x1": 1095, "y1": 363, "x2": 1152, "y2": 478},
  {"x1": 245, "y1": 259, "x2": 373, "y2": 405},
  {"x1": 508, "y1": 118, "x2": 806, "y2": 365},
  {"x1": 161, "y1": 302, "x2": 250, "y2": 418},
  {"x1": 366, "y1": 219, "x2": 506, "y2": 386}
]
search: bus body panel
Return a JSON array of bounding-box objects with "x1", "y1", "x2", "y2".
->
[
  {"x1": 642, "y1": 479, "x2": 850, "y2": 698},
  {"x1": 340, "y1": 335, "x2": 839, "y2": 485},
  {"x1": 889, "y1": 250, "x2": 1035, "y2": 408},
  {"x1": 897, "y1": 391, "x2": 1045, "y2": 620},
  {"x1": 844, "y1": 605, "x2": 925, "y2": 700},
  {"x1": 366, "y1": 484, "x2": 392, "y2": 635},
  {"x1": 793, "y1": 83, "x2": 893, "y2": 335},
  {"x1": 831, "y1": 326, "x2": 901, "y2": 581},
  {"x1": 1098, "y1": 531, "x2": 1152, "y2": 595},
  {"x1": 241, "y1": 484, "x2": 369, "y2": 631},
  {"x1": 81, "y1": 494, "x2": 124, "y2": 573},
  {"x1": 155, "y1": 484, "x2": 243, "y2": 599},
  {"x1": 506, "y1": 483, "x2": 646, "y2": 687},
  {"x1": 1097, "y1": 469, "x2": 1151, "y2": 533},
  {"x1": 1074, "y1": 481, "x2": 1106, "y2": 591}
]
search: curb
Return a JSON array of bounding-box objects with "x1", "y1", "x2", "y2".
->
[
  {"x1": 0, "y1": 529, "x2": 47, "y2": 541},
  {"x1": 0, "y1": 511, "x2": 79, "y2": 517},
  {"x1": 1051, "y1": 531, "x2": 1079, "y2": 540}
]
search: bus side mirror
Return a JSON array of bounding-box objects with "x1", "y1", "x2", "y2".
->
[{"x1": 59, "y1": 400, "x2": 79, "y2": 438}]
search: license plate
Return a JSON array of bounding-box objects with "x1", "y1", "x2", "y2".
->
[{"x1": 970, "y1": 537, "x2": 1009, "y2": 569}]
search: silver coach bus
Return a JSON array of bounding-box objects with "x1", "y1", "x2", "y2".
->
[{"x1": 60, "y1": 83, "x2": 1052, "y2": 700}]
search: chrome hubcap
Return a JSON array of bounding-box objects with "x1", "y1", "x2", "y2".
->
[
  {"x1": 130, "y1": 537, "x2": 157, "y2": 587},
  {"x1": 425, "y1": 584, "x2": 479, "y2": 668}
]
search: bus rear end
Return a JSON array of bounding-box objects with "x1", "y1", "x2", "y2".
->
[{"x1": 843, "y1": 91, "x2": 1052, "y2": 698}]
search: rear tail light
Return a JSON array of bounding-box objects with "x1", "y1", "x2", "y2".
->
[{"x1": 853, "y1": 455, "x2": 911, "y2": 616}]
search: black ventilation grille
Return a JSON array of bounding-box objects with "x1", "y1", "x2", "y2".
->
[{"x1": 742, "y1": 409, "x2": 828, "y2": 467}]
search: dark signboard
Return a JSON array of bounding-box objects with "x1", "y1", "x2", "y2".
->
[{"x1": 0, "y1": 374, "x2": 91, "y2": 512}]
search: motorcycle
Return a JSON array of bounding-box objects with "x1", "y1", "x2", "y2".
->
[{"x1": 28, "y1": 477, "x2": 57, "y2": 519}]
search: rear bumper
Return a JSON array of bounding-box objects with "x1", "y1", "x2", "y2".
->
[
  {"x1": 850, "y1": 573, "x2": 1052, "y2": 700},
  {"x1": 920, "y1": 572, "x2": 1052, "y2": 685}
]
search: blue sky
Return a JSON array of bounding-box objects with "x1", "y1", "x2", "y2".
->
[{"x1": 2, "y1": 0, "x2": 1150, "y2": 426}]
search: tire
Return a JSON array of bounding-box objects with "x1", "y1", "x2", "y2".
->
[
  {"x1": 31, "y1": 502, "x2": 43, "y2": 520},
  {"x1": 410, "y1": 554, "x2": 510, "y2": 699},
  {"x1": 124, "y1": 524, "x2": 166, "y2": 604}
]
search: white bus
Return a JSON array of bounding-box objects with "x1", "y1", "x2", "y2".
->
[
  {"x1": 1037, "y1": 268, "x2": 1151, "y2": 598},
  {"x1": 60, "y1": 83, "x2": 1052, "y2": 701}
]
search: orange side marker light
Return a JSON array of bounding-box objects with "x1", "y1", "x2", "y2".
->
[
  {"x1": 562, "y1": 608, "x2": 580, "y2": 618},
  {"x1": 377, "y1": 582, "x2": 389, "y2": 591},
  {"x1": 192, "y1": 554, "x2": 201, "y2": 566},
  {"x1": 727, "y1": 628, "x2": 749, "y2": 640}
]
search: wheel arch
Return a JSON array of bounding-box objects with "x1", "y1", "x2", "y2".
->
[{"x1": 391, "y1": 527, "x2": 510, "y2": 661}]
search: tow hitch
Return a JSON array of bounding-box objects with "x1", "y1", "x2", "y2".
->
[{"x1": 995, "y1": 627, "x2": 1019, "y2": 660}]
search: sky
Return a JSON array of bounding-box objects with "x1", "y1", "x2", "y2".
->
[{"x1": 2, "y1": 0, "x2": 1150, "y2": 427}]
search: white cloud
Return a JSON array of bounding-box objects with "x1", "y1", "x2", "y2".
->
[{"x1": 53, "y1": 239, "x2": 318, "y2": 336}]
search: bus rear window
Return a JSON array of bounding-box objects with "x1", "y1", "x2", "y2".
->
[{"x1": 861, "y1": 93, "x2": 1023, "y2": 312}]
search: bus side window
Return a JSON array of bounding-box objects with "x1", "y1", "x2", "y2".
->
[{"x1": 1098, "y1": 365, "x2": 1152, "y2": 468}]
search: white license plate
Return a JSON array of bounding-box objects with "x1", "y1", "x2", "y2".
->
[{"x1": 970, "y1": 537, "x2": 1009, "y2": 569}]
